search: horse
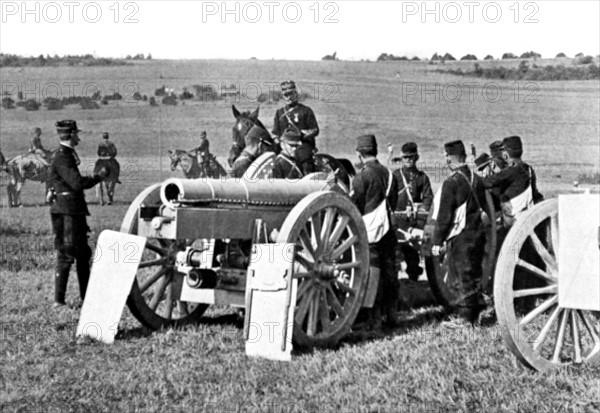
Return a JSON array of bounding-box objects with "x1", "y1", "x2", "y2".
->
[
  {"x1": 94, "y1": 157, "x2": 121, "y2": 205},
  {"x1": 230, "y1": 105, "x2": 279, "y2": 167},
  {"x1": 168, "y1": 149, "x2": 227, "y2": 179},
  {"x1": 4, "y1": 153, "x2": 49, "y2": 207}
]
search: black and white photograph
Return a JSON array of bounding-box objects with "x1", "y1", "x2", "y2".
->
[{"x1": 1, "y1": 1, "x2": 599, "y2": 412}]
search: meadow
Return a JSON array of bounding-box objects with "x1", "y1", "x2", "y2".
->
[{"x1": 0, "y1": 59, "x2": 599, "y2": 412}]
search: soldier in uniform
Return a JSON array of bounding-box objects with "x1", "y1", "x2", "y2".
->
[
  {"x1": 49, "y1": 120, "x2": 107, "y2": 307},
  {"x1": 271, "y1": 127, "x2": 304, "y2": 180},
  {"x1": 29, "y1": 127, "x2": 49, "y2": 165},
  {"x1": 351, "y1": 135, "x2": 400, "y2": 329},
  {"x1": 393, "y1": 142, "x2": 433, "y2": 281},
  {"x1": 484, "y1": 136, "x2": 543, "y2": 229},
  {"x1": 431, "y1": 140, "x2": 487, "y2": 325},
  {"x1": 97, "y1": 132, "x2": 118, "y2": 159},
  {"x1": 231, "y1": 125, "x2": 273, "y2": 178},
  {"x1": 272, "y1": 81, "x2": 319, "y2": 175}
]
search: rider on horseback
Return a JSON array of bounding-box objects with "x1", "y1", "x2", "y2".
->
[
  {"x1": 230, "y1": 125, "x2": 274, "y2": 178},
  {"x1": 272, "y1": 81, "x2": 319, "y2": 175},
  {"x1": 28, "y1": 127, "x2": 49, "y2": 166},
  {"x1": 94, "y1": 132, "x2": 120, "y2": 205}
]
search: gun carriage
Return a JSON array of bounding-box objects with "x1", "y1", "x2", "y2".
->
[{"x1": 121, "y1": 175, "x2": 372, "y2": 348}]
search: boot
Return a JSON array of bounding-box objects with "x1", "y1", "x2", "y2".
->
[
  {"x1": 76, "y1": 259, "x2": 91, "y2": 301},
  {"x1": 54, "y1": 266, "x2": 70, "y2": 305},
  {"x1": 368, "y1": 305, "x2": 383, "y2": 332},
  {"x1": 385, "y1": 301, "x2": 401, "y2": 327}
]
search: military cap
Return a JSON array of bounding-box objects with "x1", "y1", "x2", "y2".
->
[
  {"x1": 444, "y1": 140, "x2": 466, "y2": 157},
  {"x1": 503, "y1": 135, "x2": 523, "y2": 153},
  {"x1": 32, "y1": 127, "x2": 41, "y2": 134},
  {"x1": 401, "y1": 142, "x2": 418, "y2": 156},
  {"x1": 356, "y1": 134, "x2": 378, "y2": 151},
  {"x1": 199, "y1": 131, "x2": 207, "y2": 139},
  {"x1": 489, "y1": 140, "x2": 504, "y2": 158},
  {"x1": 282, "y1": 127, "x2": 302, "y2": 146},
  {"x1": 474, "y1": 153, "x2": 491, "y2": 170},
  {"x1": 280, "y1": 80, "x2": 297, "y2": 94},
  {"x1": 102, "y1": 132, "x2": 109, "y2": 139},
  {"x1": 56, "y1": 120, "x2": 81, "y2": 135}
]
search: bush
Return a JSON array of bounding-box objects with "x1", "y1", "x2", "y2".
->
[
  {"x1": 142, "y1": 95, "x2": 148, "y2": 101},
  {"x1": 162, "y1": 95, "x2": 177, "y2": 106},
  {"x1": 179, "y1": 89, "x2": 194, "y2": 100},
  {"x1": 411, "y1": 56, "x2": 420, "y2": 61},
  {"x1": 442, "y1": 53, "x2": 456, "y2": 61},
  {"x1": 576, "y1": 55, "x2": 594, "y2": 65},
  {"x1": 431, "y1": 53, "x2": 441, "y2": 61},
  {"x1": 484, "y1": 55, "x2": 494, "y2": 60},
  {"x1": 461, "y1": 54, "x2": 478, "y2": 61},
  {"x1": 192, "y1": 84, "x2": 219, "y2": 101},
  {"x1": 154, "y1": 86, "x2": 166, "y2": 97},
  {"x1": 1, "y1": 97, "x2": 15, "y2": 109},
  {"x1": 80, "y1": 98, "x2": 100, "y2": 109},
  {"x1": 24, "y1": 99, "x2": 40, "y2": 111},
  {"x1": 149, "y1": 97, "x2": 157, "y2": 106},
  {"x1": 132, "y1": 92, "x2": 143, "y2": 101},
  {"x1": 502, "y1": 53, "x2": 517, "y2": 59},
  {"x1": 556, "y1": 52, "x2": 567, "y2": 58},
  {"x1": 520, "y1": 51, "x2": 541, "y2": 59},
  {"x1": 44, "y1": 98, "x2": 64, "y2": 110}
]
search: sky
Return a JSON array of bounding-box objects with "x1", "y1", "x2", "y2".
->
[{"x1": 1, "y1": 0, "x2": 599, "y2": 61}]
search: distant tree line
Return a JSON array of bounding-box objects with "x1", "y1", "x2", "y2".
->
[
  {"x1": 439, "y1": 60, "x2": 599, "y2": 81},
  {"x1": 377, "y1": 53, "x2": 420, "y2": 61},
  {"x1": 0, "y1": 53, "x2": 131, "y2": 68}
]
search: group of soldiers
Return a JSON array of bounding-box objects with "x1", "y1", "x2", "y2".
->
[
  {"x1": 352, "y1": 133, "x2": 543, "y2": 330},
  {"x1": 42, "y1": 80, "x2": 542, "y2": 336}
]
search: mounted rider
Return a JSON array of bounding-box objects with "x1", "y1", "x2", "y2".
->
[
  {"x1": 230, "y1": 125, "x2": 274, "y2": 178},
  {"x1": 272, "y1": 80, "x2": 319, "y2": 175},
  {"x1": 29, "y1": 127, "x2": 50, "y2": 166}
]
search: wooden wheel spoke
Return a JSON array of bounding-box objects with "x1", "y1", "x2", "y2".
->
[
  {"x1": 578, "y1": 311, "x2": 600, "y2": 347},
  {"x1": 165, "y1": 283, "x2": 174, "y2": 319},
  {"x1": 334, "y1": 280, "x2": 356, "y2": 296},
  {"x1": 529, "y1": 232, "x2": 558, "y2": 272},
  {"x1": 552, "y1": 309, "x2": 569, "y2": 363},
  {"x1": 533, "y1": 305, "x2": 561, "y2": 352},
  {"x1": 139, "y1": 266, "x2": 170, "y2": 293},
  {"x1": 325, "y1": 284, "x2": 345, "y2": 317},
  {"x1": 331, "y1": 235, "x2": 358, "y2": 260},
  {"x1": 516, "y1": 259, "x2": 556, "y2": 283},
  {"x1": 295, "y1": 288, "x2": 315, "y2": 326},
  {"x1": 550, "y1": 215, "x2": 559, "y2": 255},
  {"x1": 328, "y1": 215, "x2": 350, "y2": 248},
  {"x1": 295, "y1": 253, "x2": 314, "y2": 271},
  {"x1": 138, "y1": 257, "x2": 168, "y2": 269},
  {"x1": 177, "y1": 301, "x2": 189, "y2": 316},
  {"x1": 318, "y1": 290, "x2": 331, "y2": 330},
  {"x1": 145, "y1": 242, "x2": 168, "y2": 256},
  {"x1": 307, "y1": 291, "x2": 319, "y2": 336},
  {"x1": 293, "y1": 271, "x2": 313, "y2": 279},
  {"x1": 310, "y1": 212, "x2": 324, "y2": 255},
  {"x1": 299, "y1": 229, "x2": 317, "y2": 260},
  {"x1": 519, "y1": 295, "x2": 558, "y2": 326},
  {"x1": 320, "y1": 208, "x2": 337, "y2": 252},
  {"x1": 296, "y1": 279, "x2": 313, "y2": 300},
  {"x1": 334, "y1": 261, "x2": 362, "y2": 271},
  {"x1": 148, "y1": 274, "x2": 170, "y2": 311},
  {"x1": 570, "y1": 310, "x2": 582, "y2": 363},
  {"x1": 513, "y1": 284, "x2": 558, "y2": 298}
]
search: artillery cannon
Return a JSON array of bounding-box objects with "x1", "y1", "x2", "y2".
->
[{"x1": 120, "y1": 176, "x2": 372, "y2": 348}]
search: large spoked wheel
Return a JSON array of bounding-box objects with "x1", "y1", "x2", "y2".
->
[
  {"x1": 495, "y1": 199, "x2": 600, "y2": 371},
  {"x1": 277, "y1": 192, "x2": 369, "y2": 348},
  {"x1": 426, "y1": 191, "x2": 497, "y2": 308},
  {"x1": 122, "y1": 184, "x2": 208, "y2": 330}
]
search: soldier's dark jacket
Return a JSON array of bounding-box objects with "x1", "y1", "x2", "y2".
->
[
  {"x1": 272, "y1": 102, "x2": 319, "y2": 145},
  {"x1": 351, "y1": 159, "x2": 398, "y2": 216},
  {"x1": 230, "y1": 149, "x2": 256, "y2": 178},
  {"x1": 432, "y1": 165, "x2": 486, "y2": 246},
  {"x1": 272, "y1": 153, "x2": 303, "y2": 180},
  {"x1": 50, "y1": 144, "x2": 101, "y2": 215},
  {"x1": 393, "y1": 166, "x2": 433, "y2": 211},
  {"x1": 483, "y1": 161, "x2": 543, "y2": 203}
]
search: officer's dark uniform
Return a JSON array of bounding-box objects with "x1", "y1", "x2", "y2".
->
[
  {"x1": 272, "y1": 81, "x2": 319, "y2": 175},
  {"x1": 351, "y1": 135, "x2": 399, "y2": 327},
  {"x1": 432, "y1": 140, "x2": 487, "y2": 322},
  {"x1": 94, "y1": 132, "x2": 120, "y2": 187},
  {"x1": 50, "y1": 120, "x2": 102, "y2": 305},
  {"x1": 393, "y1": 143, "x2": 433, "y2": 281}
]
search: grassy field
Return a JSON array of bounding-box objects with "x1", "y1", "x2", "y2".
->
[{"x1": 1, "y1": 59, "x2": 599, "y2": 412}]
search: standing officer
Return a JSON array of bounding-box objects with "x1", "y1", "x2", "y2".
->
[
  {"x1": 271, "y1": 127, "x2": 304, "y2": 180},
  {"x1": 431, "y1": 140, "x2": 487, "y2": 325},
  {"x1": 272, "y1": 81, "x2": 319, "y2": 175},
  {"x1": 393, "y1": 142, "x2": 433, "y2": 281},
  {"x1": 351, "y1": 135, "x2": 400, "y2": 330},
  {"x1": 49, "y1": 120, "x2": 106, "y2": 307}
]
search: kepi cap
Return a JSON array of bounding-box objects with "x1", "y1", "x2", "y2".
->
[
  {"x1": 356, "y1": 134, "x2": 377, "y2": 151},
  {"x1": 280, "y1": 80, "x2": 297, "y2": 94},
  {"x1": 56, "y1": 120, "x2": 81, "y2": 135},
  {"x1": 502, "y1": 135, "x2": 523, "y2": 156},
  {"x1": 474, "y1": 153, "x2": 491, "y2": 170},
  {"x1": 282, "y1": 127, "x2": 302, "y2": 146},
  {"x1": 444, "y1": 140, "x2": 466, "y2": 157},
  {"x1": 102, "y1": 132, "x2": 109, "y2": 139},
  {"x1": 199, "y1": 131, "x2": 207, "y2": 139},
  {"x1": 401, "y1": 142, "x2": 418, "y2": 156},
  {"x1": 489, "y1": 140, "x2": 504, "y2": 158}
]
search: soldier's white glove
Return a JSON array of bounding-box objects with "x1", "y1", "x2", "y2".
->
[{"x1": 431, "y1": 244, "x2": 446, "y2": 256}]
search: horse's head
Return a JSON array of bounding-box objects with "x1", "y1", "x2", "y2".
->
[
  {"x1": 168, "y1": 149, "x2": 187, "y2": 171},
  {"x1": 229, "y1": 105, "x2": 270, "y2": 166}
]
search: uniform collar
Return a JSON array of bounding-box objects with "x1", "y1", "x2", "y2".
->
[
  {"x1": 285, "y1": 101, "x2": 299, "y2": 109},
  {"x1": 59, "y1": 141, "x2": 74, "y2": 150}
]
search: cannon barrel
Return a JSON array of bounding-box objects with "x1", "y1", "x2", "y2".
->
[{"x1": 161, "y1": 176, "x2": 333, "y2": 209}]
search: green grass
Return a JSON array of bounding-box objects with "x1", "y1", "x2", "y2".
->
[{"x1": 1, "y1": 59, "x2": 599, "y2": 412}]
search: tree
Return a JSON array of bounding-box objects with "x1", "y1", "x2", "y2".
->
[
  {"x1": 502, "y1": 52, "x2": 517, "y2": 59},
  {"x1": 556, "y1": 52, "x2": 567, "y2": 58},
  {"x1": 442, "y1": 53, "x2": 456, "y2": 61},
  {"x1": 484, "y1": 55, "x2": 494, "y2": 60},
  {"x1": 461, "y1": 54, "x2": 478, "y2": 61}
]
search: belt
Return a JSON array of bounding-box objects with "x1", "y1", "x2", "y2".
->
[{"x1": 98, "y1": 156, "x2": 113, "y2": 160}]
